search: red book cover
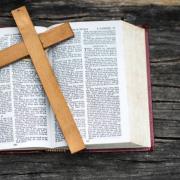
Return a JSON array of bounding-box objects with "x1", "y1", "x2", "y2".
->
[{"x1": 0, "y1": 26, "x2": 154, "y2": 154}]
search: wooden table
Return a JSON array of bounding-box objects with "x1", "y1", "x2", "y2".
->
[{"x1": 0, "y1": 0, "x2": 179, "y2": 179}]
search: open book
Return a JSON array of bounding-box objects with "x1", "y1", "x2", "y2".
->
[{"x1": 0, "y1": 20, "x2": 153, "y2": 152}]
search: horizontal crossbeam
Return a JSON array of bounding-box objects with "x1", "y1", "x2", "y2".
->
[{"x1": 0, "y1": 23, "x2": 74, "y2": 68}]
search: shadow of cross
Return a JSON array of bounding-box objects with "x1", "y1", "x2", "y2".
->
[{"x1": 0, "y1": 6, "x2": 85, "y2": 154}]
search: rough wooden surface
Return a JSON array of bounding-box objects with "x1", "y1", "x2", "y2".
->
[{"x1": 0, "y1": 0, "x2": 180, "y2": 179}]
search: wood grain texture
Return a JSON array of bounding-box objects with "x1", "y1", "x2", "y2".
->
[{"x1": 0, "y1": 0, "x2": 179, "y2": 179}]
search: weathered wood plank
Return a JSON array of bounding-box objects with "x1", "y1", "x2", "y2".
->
[
  {"x1": 0, "y1": 2, "x2": 180, "y2": 27},
  {"x1": 152, "y1": 86, "x2": 180, "y2": 102},
  {"x1": 1, "y1": 0, "x2": 180, "y2": 8},
  {"x1": 0, "y1": 140, "x2": 179, "y2": 179}
]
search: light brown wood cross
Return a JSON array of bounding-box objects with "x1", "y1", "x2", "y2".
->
[{"x1": 0, "y1": 6, "x2": 85, "y2": 153}]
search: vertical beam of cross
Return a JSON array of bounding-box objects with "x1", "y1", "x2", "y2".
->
[{"x1": 8, "y1": 6, "x2": 85, "y2": 153}]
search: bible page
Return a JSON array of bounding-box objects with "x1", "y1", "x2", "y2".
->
[
  {"x1": 0, "y1": 27, "x2": 53, "y2": 150},
  {"x1": 48, "y1": 21, "x2": 130, "y2": 149}
]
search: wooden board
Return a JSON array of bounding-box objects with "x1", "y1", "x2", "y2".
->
[
  {"x1": 75, "y1": 0, "x2": 180, "y2": 6},
  {"x1": 0, "y1": 23, "x2": 74, "y2": 67},
  {"x1": 0, "y1": 1, "x2": 179, "y2": 179},
  {"x1": 11, "y1": 6, "x2": 85, "y2": 154}
]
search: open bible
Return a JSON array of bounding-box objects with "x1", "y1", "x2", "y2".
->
[{"x1": 0, "y1": 20, "x2": 154, "y2": 152}]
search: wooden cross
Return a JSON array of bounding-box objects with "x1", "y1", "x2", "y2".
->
[{"x1": 0, "y1": 6, "x2": 85, "y2": 153}]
